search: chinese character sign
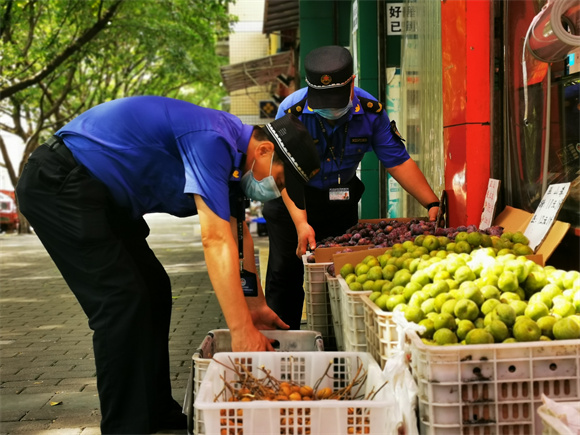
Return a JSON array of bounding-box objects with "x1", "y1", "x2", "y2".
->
[
  {"x1": 524, "y1": 183, "x2": 571, "y2": 251},
  {"x1": 387, "y1": 3, "x2": 403, "y2": 35}
]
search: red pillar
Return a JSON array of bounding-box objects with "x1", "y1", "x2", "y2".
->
[{"x1": 441, "y1": 0, "x2": 491, "y2": 227}]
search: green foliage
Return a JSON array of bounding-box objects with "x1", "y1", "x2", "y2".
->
[{"x1": 0, "y1": 0, "x2": 236, "y2": 188}]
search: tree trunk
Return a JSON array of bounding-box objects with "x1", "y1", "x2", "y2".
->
[{"x1": 17, "y1": 209, "x2": 31, "y2": 234}]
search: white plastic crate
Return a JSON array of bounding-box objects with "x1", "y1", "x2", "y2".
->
[
  {"x1": 406, "y1": 330, "x2": 580, "y2": 434},
  {"x1": 537, "y1": 400, "x2": 580, "y2": 435},
  {"x1": 195, "y1": 351, "x2": 397, "y2": 435},
  {"x1": 359, "y1": 296, "x2": 385, "y2": 368},
  {"x1": 361, "y1": 295, "x2": 381, "y2": 364},
  {"x1": 361, "y1": 295, "x2": 401, "y2": 369},
  {"x1": 303, "y1": 254, "x2": 330, "y2": 283},
  {"x1": 325, "y1": 272, "x2": 344, "y2": 351},
  {"x1": 303, "y1": 255, "x2": 335, "y2": 348},
  {"x1": 184, "y1": 329, "x2": 324, "y2": 435},
  {"x1": 337, "y1": 276, "x2": 371, "y2": 352}
]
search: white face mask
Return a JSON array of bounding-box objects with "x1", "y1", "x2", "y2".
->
[
  {"x1": 313, "y1": 100, "x2": 353, "y2": 120},
  {"x1": 240, "y1": 153, "x2": 281, "y2": 202}
]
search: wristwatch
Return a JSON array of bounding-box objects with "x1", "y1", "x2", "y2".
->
[{"x1": 425, "y1": 201, "x2": 440, "y2": 211}]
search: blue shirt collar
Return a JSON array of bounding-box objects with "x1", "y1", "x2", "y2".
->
[
  {"x1": 236, "y1": 123, "x2": 254, "y2": 154},
  {"x1": 231, "y1": 124, "x2": 254, "y2": 181}
]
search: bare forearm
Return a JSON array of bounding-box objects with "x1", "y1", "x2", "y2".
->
[
  {"x1": 203, "y1": 226, "x2": 254, "y2": 331},
  {"x1": 387, "y1": 158, "x2": 439, "y2": 207},
  {"x1": 281, "y1": 189, "x2": 317, "y2": 255},
  {"x1": 194, "y1": 197, "x2": 254, "y2": 334}
]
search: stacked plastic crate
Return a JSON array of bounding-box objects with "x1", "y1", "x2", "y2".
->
[
  {"x1": 336, "y1": 275, "x2": 372, "y2": 352},
  {"x1": 360, "y1": 294, "x2": 399, "y2": 368},
  {"x1": 195, "y1": 351, "x2": 398, "y2": 435},
  {"x1": 325, "y1": 272, "x2": 344, "y2": 350},
  {"x1": 406, "y1": 330, "x2": 580, "y2": 434},
  {"x1": 184, "y1": 329, "x2": 324, "y2": 435},
  {"x1": 302, "y1": 254, "x2": 336, "y2": 349}
]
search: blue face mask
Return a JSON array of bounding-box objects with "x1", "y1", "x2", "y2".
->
[
  {"x1": 240, "y1": 153, "x2": 281, "y2": 202},
  {"x1": 313, "y1": 100, "x2": 353, "y2": 120}
]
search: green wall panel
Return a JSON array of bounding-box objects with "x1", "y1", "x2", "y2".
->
[
  {"x1": 354, "y1": 0, "x2": 380, "y2": 219},
  {"x1": 299, "y1": 0, "x2": 381, "y2": 219}
]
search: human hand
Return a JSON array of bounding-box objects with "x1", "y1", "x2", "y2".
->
[
  {"x1": 428, "y1": 206, "x2": 439, "y2": 222},
  {"x1": 230, "y1": 327, "x2": 276, "y2": 351},
  {"x1": 245, "y1": 296, "x2": 290, "y2": 331},
  {"x1": 296, "y1": 223, "x2": 316, "y2": 257}
]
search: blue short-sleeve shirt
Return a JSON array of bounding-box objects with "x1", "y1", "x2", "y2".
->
[
  {"x1": 57, "y1": 96, "x2": 253, "y2": 220},
  {"x1": 276, "y1": 87, "x2": 409, "y2": 189}
]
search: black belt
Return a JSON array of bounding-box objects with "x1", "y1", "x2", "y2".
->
[{"x1": 44, "y1": 135, "x2": 77, "y2": 167}]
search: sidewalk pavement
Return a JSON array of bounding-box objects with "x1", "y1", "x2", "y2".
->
[{"x1": 0, "y1": 214, "x2": 269, "y2": 435}]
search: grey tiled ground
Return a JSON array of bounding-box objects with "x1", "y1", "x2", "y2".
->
[{"x1": 0, "y1": 214, "x2": 267, "y2": 434}]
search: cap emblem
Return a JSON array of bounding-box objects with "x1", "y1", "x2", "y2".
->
[{"x1": 320, "y1": 75, "x2": 332, "y2": 85}]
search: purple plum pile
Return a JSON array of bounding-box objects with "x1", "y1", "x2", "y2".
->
[{"x1": 316, "y1": 220, "x2": 504, "y2": 249}]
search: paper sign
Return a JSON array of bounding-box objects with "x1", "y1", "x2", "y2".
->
[
  {"x1": 387, "y1": 3, "x2": 404, "y2": 35},
  {"x1": 479, "y1": 179, "x2": 501, "y2": 230},
  {"x1": 524, "y1": 183, "x2": 571, "y2": 251}
]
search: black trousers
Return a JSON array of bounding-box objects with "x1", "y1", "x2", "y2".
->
[
  {"x1": 262, "y1": 184, "x2": 360, "y2": 330},
  {"x1": 16, "y1": 145, "x2": 179, "y2": 434}
]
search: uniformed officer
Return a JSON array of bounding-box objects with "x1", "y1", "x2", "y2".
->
[
  {"x1": 263, "y1": 45, "x2": 440, "y2": 330},
  {"x1": 15, "y1": 96, "x2": 320, "y2": 434}
]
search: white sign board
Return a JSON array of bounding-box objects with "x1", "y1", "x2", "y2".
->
[
  {"x1": 524, "y1": 183, "x2": 571, "y2": 252},
  {"x1": 387, "y1": 3, "x2": 404, "y2": 35},
  {"x1": 479, "y1": 179, "x2": 501, "y2": 230}
]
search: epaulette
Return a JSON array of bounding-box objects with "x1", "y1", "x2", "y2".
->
[
  {"x1": 358, "y1": 97, "x2": 384, "y2": 113},
  {"x1": 285, "y1": 97, "x2": 308, "y2": 116}
]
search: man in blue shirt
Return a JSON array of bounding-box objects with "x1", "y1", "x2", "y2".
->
[
  {"x1": 16, "y1": 97, "x2": 320, "y2": 434},
  {"x1": 263, "y1": 46, "x2": 440, "y2": 331}
]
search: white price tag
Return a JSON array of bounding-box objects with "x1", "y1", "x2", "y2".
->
[
  {"x1": 479, "y1": 179, "x2": 501, "y2": 230},
  {"x1": 524, "y1": 183, "x2": 571, "y2": 252}
]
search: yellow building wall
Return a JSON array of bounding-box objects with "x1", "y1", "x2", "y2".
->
[{"x1": 228, "y1": 0, "x2": 272, "y2": 123}]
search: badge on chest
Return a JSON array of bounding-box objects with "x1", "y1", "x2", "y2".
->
[{"x1": 329, "y1": 187, "x2": 350, "y2": 201}]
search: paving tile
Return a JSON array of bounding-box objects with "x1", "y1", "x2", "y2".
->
[{"x1": 0, "y1": 215, "x2": 240, "y2": 433}]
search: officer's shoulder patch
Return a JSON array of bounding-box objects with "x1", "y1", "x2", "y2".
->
[
  {"x1": 286, "y1": 97, "x2": 308, "y2": 116},
  {"x1": 359, "y1": 97, "x2": 384, "y2": 113}
]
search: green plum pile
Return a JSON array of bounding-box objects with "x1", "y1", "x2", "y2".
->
[{"x1": 339, "y1": 232, "x2": 580, "y2": 345}]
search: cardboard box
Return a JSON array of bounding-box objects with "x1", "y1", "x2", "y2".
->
[
  {"x1": 493, "y1": 206, "x2": 570, "y2": 265},
  {"x1": 313, "y1": 244, "x2": 376, "y2": 263}
]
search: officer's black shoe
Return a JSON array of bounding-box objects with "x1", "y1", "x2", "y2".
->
[
  {"x1": 154, "y1": 399, "x2": 187, "y2": 433},
  {"x1": 155, "y1": 408, "x2": 187, "y2": 431}
]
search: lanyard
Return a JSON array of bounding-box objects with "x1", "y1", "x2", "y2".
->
[
  {"x1": 317, "y1": 118, "x2": 349, "y2": 184},
  {"x1": 235, "y1": 188, "x2": 259, "y2": 297},
  {"x1": 236, "y1": 190, "x2": 248, "y2": 272}
]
